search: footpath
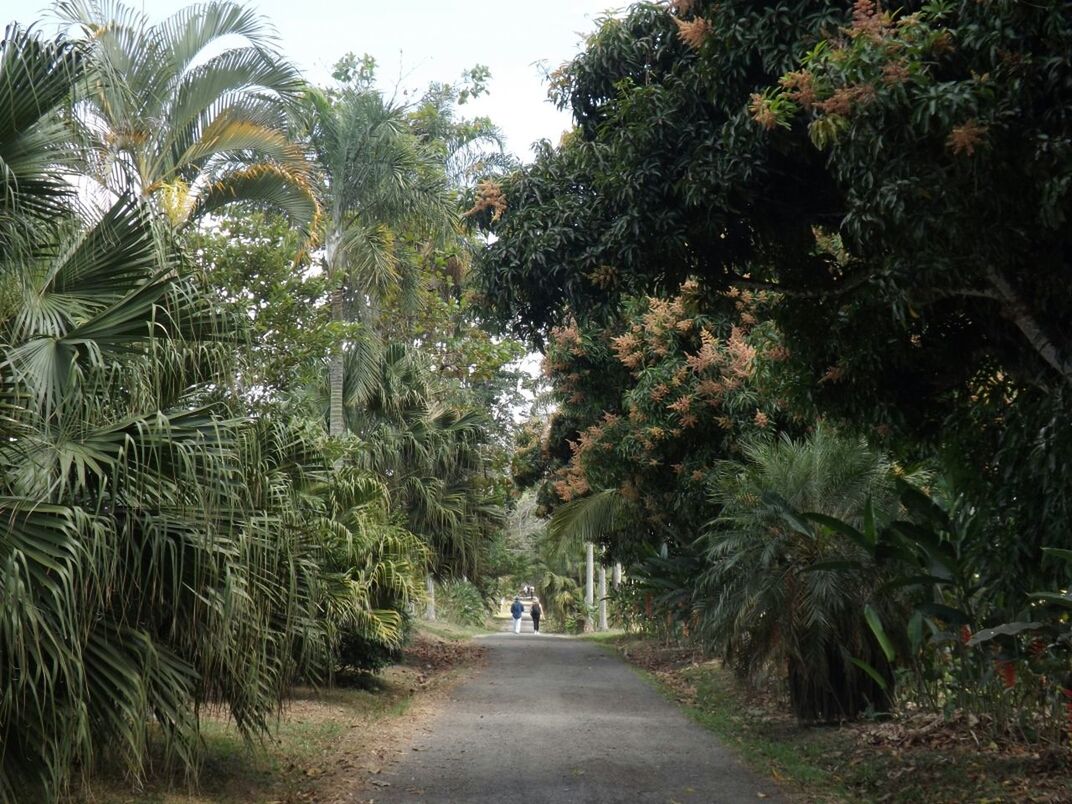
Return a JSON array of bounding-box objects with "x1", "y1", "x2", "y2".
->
[{"x1": 359, "y1": 628, "x2": 784, "y2": 803}]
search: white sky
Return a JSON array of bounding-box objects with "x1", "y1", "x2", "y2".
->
[{"x1": 4, "y1": 0, "x2": 624, "y2": 161}]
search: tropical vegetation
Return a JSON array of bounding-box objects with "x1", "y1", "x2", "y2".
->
[
  {"x1": 3, "y1": 0, "x2": 1072, "y2": 799},
  {"x1": 482, "y1": 0, "x2": 1072, "y2": 751},
  {"x1": 0, "y1": 3, "x2": 523, "y2": 800}
]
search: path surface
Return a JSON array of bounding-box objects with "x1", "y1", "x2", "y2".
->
[{"x1": 366, "y1": 632, "x2": 785, "y2": 803}]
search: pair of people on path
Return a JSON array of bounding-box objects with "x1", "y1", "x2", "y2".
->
[{"x1": 510, "y1": 596, "x2": 542, "y2": 634}]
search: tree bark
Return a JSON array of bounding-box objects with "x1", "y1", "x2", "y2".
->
[
  {"x1": 613, "y1": 562, "x2": 622, "y2": 590},
  {"x1": 598, "y1": 564, "x2": 608, "y2": 632},
  {"x1": 425, "y1": 574, "x2": 436, "y2": 621},
  {"x1": 325, "y1": 228, "x2": 348, "y2": 439}
]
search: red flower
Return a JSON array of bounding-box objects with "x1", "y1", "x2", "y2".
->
[
  {"x1": 993, "y1": 659, "x2": 1016, "y2": 689},
  {"x1": 960, "y1": 625, "x2": 972, "y2": 644}
]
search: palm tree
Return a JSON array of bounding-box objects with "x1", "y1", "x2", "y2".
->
[
  {"x1": 304, "y1": 86, "x2": 454, "y2": 437},
  {"x1": 409, "y1": 77, "x2": 516, "y2": 189},
  {"x1": 696, "y1": 426, "x2": 916, "y2": 722},
  {"x1": 58, "y1": 0, "x2": 316, "y2": 227},
  {"x1": 331, "y1": 340, "x2": 502, "y2": 594},
  {"x1": 0, "y1": 26, "x2": 339, "y2": 798}
]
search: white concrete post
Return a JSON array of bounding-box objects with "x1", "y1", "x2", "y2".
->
[
  {"x1": 585, "y1": 542, "x2": 594, "y2": 607},
  {"x1": 598, "y1": 564, "x2": 608, "y2": 631},
  {"x1": 425, "y1": 574, "x2": 436, "y2": 621}
]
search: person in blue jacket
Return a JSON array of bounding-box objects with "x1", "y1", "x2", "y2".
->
[{"x1": 510, "y1": 595, "x2": 524, "y2": 634}]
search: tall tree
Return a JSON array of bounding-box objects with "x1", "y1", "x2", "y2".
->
[{"x1": 304, "y1": 79, "x2": 453, "y2": 437}]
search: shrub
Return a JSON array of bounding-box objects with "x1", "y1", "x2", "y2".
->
[{"x1": 438, "y1": 579, "x2": 488, "y2": 627}]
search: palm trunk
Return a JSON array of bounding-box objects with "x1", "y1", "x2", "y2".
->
[
  {"x1": 329, "y1": 286, "x2": 346, "y2": 437},
  {"x1": 326, "y1": 225, "x2": 346, "y2": 439},
  {"x1": 613, "y1": 562, "x2": 622, "y2": 589}
]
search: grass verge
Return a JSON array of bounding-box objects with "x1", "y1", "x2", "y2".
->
[
  {"x1": 80, "y1": 625, "x2": 485, "y2": 803},
  {"x1": 597, "y1": 635, "x2": 1071, "y2": 804}
]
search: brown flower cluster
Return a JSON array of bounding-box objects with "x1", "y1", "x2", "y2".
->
[
  {"x1": 667, "y1": 394, "x2": 694, "y2": 415},
  {"x1": 611, "y1": 331, "x2": 644, "y2": 369},
  {"x1": 820, "y1": 365, "x2": 846, "y2": 384},
  {"x1": 673, "y1": 15, "x2": 711, "y2": 50},
  {"x1": 947, "y1": 119, "x2": 987, "y2": 157},
  {"x1": 779, "y1": 70, "x2": 817, "y2": 110},
  {"x1": 725, "y1": 326, "x2": 757, "y2": 379},
  {"x1": 882, "y1": 60, "x2": 911, "y2": 85},
  {"x1": 749, "y1": 93, "x2": 779, "y2": 130},
  {"x1": 849, "y1": 0, "x2": 892, "y2": 40},
  {"x1": 463, "y1": 179, "x2": 507, "y2": 222},
  {"x1": 551, "y1": 320, "x2": 586, "y2": 357},
  {"x1": 685, "y1": 329, "x2": 722, "y2": 373},
  {"x1": 765, "y1": 343, "x2": 791, "y2": 362},
  {"x1": 816, "y1": 83, "x2": 876, "y2": 116},
  {"x1": 588, "y1": 264, "x2": 619, "y2": 288}
]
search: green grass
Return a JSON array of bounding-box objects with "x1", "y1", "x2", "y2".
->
[
  {"x1": 82, "y1": 682, "x2": 404, "y2": 804},
  {"x1": 582, "y1": 629, "x2": 627, "y2": 643},
  {"x1": 417, "y1": 619, "x2": 491, "y2": 641}
]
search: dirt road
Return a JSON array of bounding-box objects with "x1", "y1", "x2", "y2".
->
[{"x1": 364, "y1": 633, "x2": 784, "y2": 803}]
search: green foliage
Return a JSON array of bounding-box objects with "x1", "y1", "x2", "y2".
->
[
  {"x1": 698, "y1": 427, "x2": 908, "y2": 721},
  {"x1": 531, "y1": 283, "x2": 795, "y2": 561},
  {"x1": 0, "y1": 17, "x2": 479, "y2": 800},
  {"x1": 437, "y1": 579, "x2": 488, "y2": 627},
  {"x1": 476, "y1": 0, "x2": 1072, "y2": 597},
  {"x1": 476, "y1": 0, "x2": 1072, "y2": 738},
  {"x1": 331, "y1": 337, "x2": 506, "y2": 581},
  {"x1": 191, "y1": 211, "x2": 333, "y2": 395},
  {"x1": 61, "y1": 0, "x2": 316, "y2": 228}
]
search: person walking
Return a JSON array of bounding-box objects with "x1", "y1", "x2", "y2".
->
[
  {"x1": 530, "y1": 598, "x2": 542, "y2": 634},
  {"x1": 510, "y1": 595, "x2": 524, "y2": 634}
]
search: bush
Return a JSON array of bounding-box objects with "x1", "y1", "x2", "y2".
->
[
  {"x1": 335, "y1": 632, "x2": 404, "y2": 674},
  {"x1": 438, "y1": 580, "x2": 488, "y2": 627}
]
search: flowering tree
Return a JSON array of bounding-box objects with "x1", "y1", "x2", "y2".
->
[
  {"x1": 538, "y1": 282, "x2": 794, "y2": 557},
  {"x1": 477, "y1": 0, "x2": 1072, "y2": 595}
]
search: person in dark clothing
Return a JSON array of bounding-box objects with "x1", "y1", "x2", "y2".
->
[
  {"x1": 530, "y1": 598, "x2": 542, "y2": 633},
  {"x1": 510, "y1": 595, "x2": 524, "y2": 634}
]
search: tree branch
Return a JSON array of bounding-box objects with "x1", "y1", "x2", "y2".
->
[
  {"x1": 725, "y1": 268, "x2": 882, "y2": 299},
  {"x1": 985, "y1": 266, "x2": 1072, "y2": 385}
]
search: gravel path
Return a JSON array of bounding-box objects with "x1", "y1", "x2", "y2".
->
[{"x1": 366, "y1": 632, "x2": 785, "y2": 803}]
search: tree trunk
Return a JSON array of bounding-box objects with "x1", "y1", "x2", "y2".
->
[
  {"x1": 328, "y1": 286, "x2": 346, "y2": 438},
  {"x1": 585, "y1": 542, "x2": 594, "y2": 607},
  {"x1": 613, "y1": 562, "x2": 622, "y2": 589},
  {"x1": 325, "y1": 230, "x2": 347, "y2": 439},
  {"x1": 425, "y1": 574, "x2": 436, "y2": 621},
  {"x1": 598, "y1": 564, "x2": 608, "y2": 631}
]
